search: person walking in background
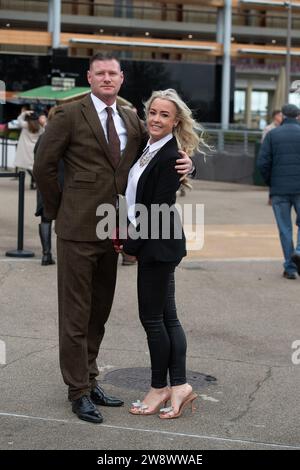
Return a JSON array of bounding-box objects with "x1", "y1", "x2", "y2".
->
[
  {"x1": 14, "y1": 110, "x2": 44, "y2": 189},
  {"x1": 261, "y1": 109, "x2": 283, "y2": 206},
  {"x1": 34, "y1": 107, "x2": 63, "y2": 266},
  {"x1": 33, "y1": 53, "x2": 193, "y2": 424},
  {"x1": 7, "y1": 105, "x2": 31, "y2": 131},
  {"x1": 261, "y1": 109, "x2": 283, "y2": 143},
  {"x1": 257, "y1": 103, "x2": 300, "y2": 280},
  {"x1": 117, "y1": 89, "x2": 201, "y2": 419}
]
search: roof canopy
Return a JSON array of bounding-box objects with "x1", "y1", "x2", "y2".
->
[
  {"x1": 16, "y1": 85, "x2": 90, "y2": 104},
  {"x1": 8, "y1": 86, "x2": 135, "y2": 110}
]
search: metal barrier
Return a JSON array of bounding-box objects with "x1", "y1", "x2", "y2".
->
[
  {"x1": 0, "y1": 136, "x2": 18, "y2": 170},
  {"x1": 204, "y1": 128, "x2": 262, "y2": 156},
  {"x1": 1, "y1": 127, "x2": 262, "y2": 161},
  {"x1": 0, "y1": 171, "x2": 35, "y2": 258}
]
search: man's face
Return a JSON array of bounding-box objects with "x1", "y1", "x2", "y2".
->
[
  {"x1": 274, "y1": 112, "x2": 283, "y2": 126},
  {"x1": 87, "y1": 59, "x2": 124, "y2": 104}
]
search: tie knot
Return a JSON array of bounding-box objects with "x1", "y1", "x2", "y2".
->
[{"x1": 106, "y1": 107, "x2": 113, "y2": 117}]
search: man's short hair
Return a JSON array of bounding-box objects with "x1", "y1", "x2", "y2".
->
[
  {"x1": 281, "y1": 103, "x2": 300, "y2": 118},
  {"x1": 89, "y1": 52, "x2": 121, "y2": 69}
]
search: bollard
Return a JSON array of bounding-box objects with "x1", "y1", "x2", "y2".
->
[{"x1": 5, "y1": 171, "x2": 35, "y2": 258}]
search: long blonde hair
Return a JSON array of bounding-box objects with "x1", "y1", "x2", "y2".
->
[{"x1": 144, "y1": 88, "x2": 206, "y2": 157}]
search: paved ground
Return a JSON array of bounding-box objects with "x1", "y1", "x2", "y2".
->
[{"x1": 0, "y1": 176, "x2": 300, "y2": 451}]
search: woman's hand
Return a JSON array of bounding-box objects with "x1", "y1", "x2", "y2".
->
[
  {"x1": 112, "y1": 242, "x2": 136, "y2": 261},
  {"x1": 122, "y1": 252, "x2": 137, "y2": 263},
  {"x1": 114, "y1": 244, "x2": 137, "y2": 262},
  {"x1": 175, "y1": 150, "x2": 193, "y2": 177}
]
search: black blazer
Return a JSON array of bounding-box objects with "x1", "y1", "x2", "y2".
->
[{"x1": 123, "y1": 136, "x2": 187, "y2": 264}]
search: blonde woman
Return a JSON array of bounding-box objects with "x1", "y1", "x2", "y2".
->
[{"x1": 118, "y1": 89, "x2": 205, "y2": 419}]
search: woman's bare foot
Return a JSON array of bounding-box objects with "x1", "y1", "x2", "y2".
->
[
  {"x1": 166, "y1": 383, "x2": 193, "y2": 416},
  {"x1": 130, "y1": 386, "x2": 171, "y2": 415}
]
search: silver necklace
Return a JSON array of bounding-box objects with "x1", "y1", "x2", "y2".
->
[{"x1": 139, "y1": 147, "x2": 152, "y2": 167}]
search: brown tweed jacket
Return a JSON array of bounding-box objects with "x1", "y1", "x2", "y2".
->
[{"x1": 33, "y1": 94, "x2": 146, "y2": 241}]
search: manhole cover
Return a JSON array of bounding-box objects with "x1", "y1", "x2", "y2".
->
[{"x1": 103, "y1": 367, "x2": 216, "y2": 391}]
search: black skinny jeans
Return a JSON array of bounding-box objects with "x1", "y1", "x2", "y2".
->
[{"x1": 137, "y1": 261, "x2": 187, "y2": 388}]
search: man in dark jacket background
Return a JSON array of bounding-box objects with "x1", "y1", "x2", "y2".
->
[{"x1": 257, "y1": 103, "x2": 300, "y2": 279}]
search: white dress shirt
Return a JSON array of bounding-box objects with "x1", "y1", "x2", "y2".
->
[
  {"x1": 90, "y1": 93, "x2": 127, "y2": 153},
  {"x1": 125, "y1": 133, "x2": 173, "y2": 226}
]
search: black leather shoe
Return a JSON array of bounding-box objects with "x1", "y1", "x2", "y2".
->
[
  {"x1": 90, "y1": 383, "x2": 124, "y2": 407},
  {"x1": 72, "y1": 395, "x2": 103, "y2": 423},
  {"x1": 291, "y1": 253, "x2": 300, "y2": 275},
  {"x1": 283, "y1": 271, "x2": 297, "y2": 280}
]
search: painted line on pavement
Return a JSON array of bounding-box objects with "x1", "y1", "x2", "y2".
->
[
  {"x1": 0, "y1": 257, "x2": 282, "y2": 263},
  {"x1": 0, "y1": 411, "x2": 299, "y2": 450},
  {"x1": 183, "y1": 257, "x2": 282, "y2": 263},
  {"x1": 0, "y1": 257, "x2": 40, "y2": 262}
]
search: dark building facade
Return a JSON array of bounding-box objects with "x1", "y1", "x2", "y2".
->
[{"x1": 1, "y1": 52, "x2": 234, "y2": 123}]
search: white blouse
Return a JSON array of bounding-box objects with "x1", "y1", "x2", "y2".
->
[{"x1": 125, "y1": 133, "x2": 173, "y2": 226}]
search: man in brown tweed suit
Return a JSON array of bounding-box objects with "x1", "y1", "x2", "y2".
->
[{"x1": 34, "y1": 53, "x2": 192, "y2": 423}]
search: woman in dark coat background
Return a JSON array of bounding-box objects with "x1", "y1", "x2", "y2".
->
[
  {"x1": 34, "y1": 107, "x2": 64, "y2": 265},
  {"x1": 117, "y1": 89, "x2": 206, "y2": 419}
]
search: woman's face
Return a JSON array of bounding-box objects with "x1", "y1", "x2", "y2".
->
[
  {"x1": 38, "y1": 115, "x2": 47, "y2": 127},
  {"x1": 147, "y1": 98, "x2": 178, "y2": 142}
]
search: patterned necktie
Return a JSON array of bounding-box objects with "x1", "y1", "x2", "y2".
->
[{"x1": 106, "y1": 107, "x2": 121, "y2": 168}]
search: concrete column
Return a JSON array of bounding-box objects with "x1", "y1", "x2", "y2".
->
[
  {"x1": 216, "y1": 8, "x2": 224, "y2": 43},
  {"x1": 245, "y1": 81, "x2": 253, "y2": 129},
  {"x1": 52, "y1": 0, "x2": 61, "y2": 49},
  {"x1": 48, "y1": 0, "x2": 54, "y2": 32},
  {"x1": 285, "y1": 2, "x2": 292, "y2": 102},
  {"x1": 216, "y1": 7, "x2": 224, "y2": 66},
  {"x1": 221, "y1": 0, "x2": 232, "y2": 130}
]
